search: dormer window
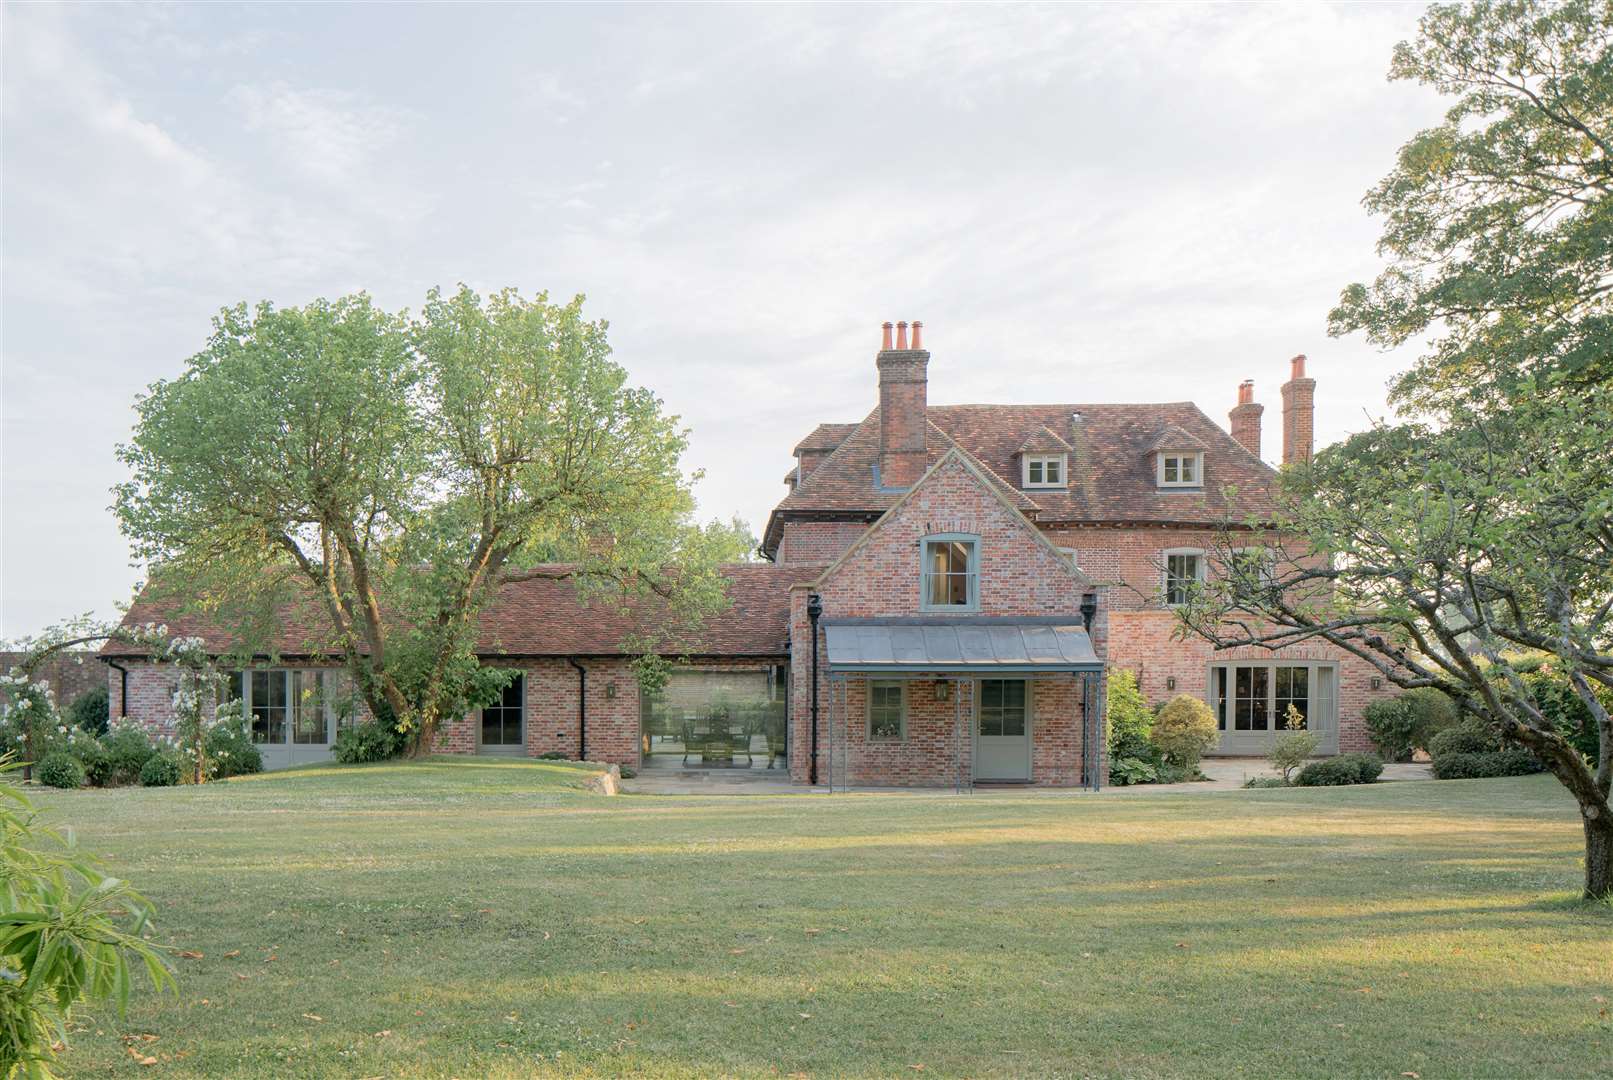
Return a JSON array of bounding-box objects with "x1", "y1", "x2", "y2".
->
[
  {"x1": 1157, "y1": 452, "x2": 1203, "y2": 488},
  {"x1": 921, "y1": 534, "x2": 979, "y2": 610},
  {"x1": 1023, "y1": 454, "x2": 1066, "y2": 488}
]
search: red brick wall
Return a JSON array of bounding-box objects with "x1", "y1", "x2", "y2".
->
[
  {"x1": 776, "y1": 520, "x2": 868, "y2": 564},
  {"x1": 876, "y1": 348, "x2": 929, "y2": 487},
  {"x1": 1282, "y1": 369, "x2": 1316, "y2": 465},
  {"x1": 788, "y1": 455, "x2": 1093, "y2": 786},
  {"x1": 0, "y1": 652, "x2": 104, "y2": 715}
]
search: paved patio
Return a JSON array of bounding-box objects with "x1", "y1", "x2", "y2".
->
[{"x1": 618, "y1": 757, "x2": 1433, "y2": 796}]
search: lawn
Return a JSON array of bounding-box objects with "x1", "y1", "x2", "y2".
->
[{"x1": 29, "y1": 758, "x2": 1613, "y2": 1078}]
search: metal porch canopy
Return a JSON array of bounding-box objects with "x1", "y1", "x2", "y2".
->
[{"x1": 822, "y1": 617, "x2": 1102, "y2": 676}]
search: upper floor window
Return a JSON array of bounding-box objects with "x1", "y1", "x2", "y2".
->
[
  {"x1": 1058, "y1": 547, "x2": 1080, "y2": 570},
  {"x1": 1157, "y1": 452, "x2": 1203, "y2": 488},
  {"x1": 1162, "y1": 548, "x2": 1205, "y2": 606},
  {"x1": 1023, "y1": 454, "x2": 1066, "y2": 488},
  {"x1": 922, "y1": 534, "x2": 979, "y2": 610}
]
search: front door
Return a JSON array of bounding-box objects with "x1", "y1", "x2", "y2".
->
[{"x1": 975, "y1": 678, "x2": 1031, "y2": 781}]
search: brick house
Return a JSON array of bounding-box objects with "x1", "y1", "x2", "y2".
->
[{"x1": 100, "y1": 321, "x2": 1389, "y2": 785}]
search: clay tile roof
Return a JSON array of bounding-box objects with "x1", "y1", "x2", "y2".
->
[
  {"x1": 763, "y1": 401, "x2": 1278, "y2": 555},
  {"x1": 1015, "y1": 425, "x2": 1075, "y2": 454},
  {"x1": 793, "y1": 423, "x2": 859, "y2": 454},
  {"x1": 1145, "y1": 424, "x2": 1208, "y2": 453},
  {"x1": 99, "y1": 563, "x2": 820, "y2": 660}
]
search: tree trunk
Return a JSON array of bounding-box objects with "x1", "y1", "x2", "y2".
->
[{"x1": 1585, "y1": 807, "x2": 1613, "y2": 902}]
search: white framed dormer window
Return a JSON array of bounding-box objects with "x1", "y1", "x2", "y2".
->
[
  {"x1": 1157, "y1": 452, "x2": 1203, "y2": 488},
  {"x1": 921, "y1": 533, "x2": 979, "y2": 610},
  {"x1": 1162, "y1": 548, "x2": 1206, "y2": 606},
  {"x1": 867, "y1": 681, "x2": 907, "y2": 742},
  {"x1": 1023, "y1": 454, "x2": 1066, "y2": 488}
]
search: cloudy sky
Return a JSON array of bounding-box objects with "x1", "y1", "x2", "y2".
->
[{"x1": 1, "y1": 2, "x2": 1444, "y2": 638}]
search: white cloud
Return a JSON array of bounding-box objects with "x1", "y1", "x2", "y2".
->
[{"x1": 229, "y1": 83, "x2": 410, "y2": 188}]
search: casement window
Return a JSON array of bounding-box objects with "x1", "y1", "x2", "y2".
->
[
  {"x1": 1162, "y1": 549, "x2": 1205, "y2": 606},
  {"x1": 1157, "y1": 452, "x2": 1203, "y2": 488},
  {"x1": 481, "y1": 674, "x2": 525, "y2": 748},
  {"x1": 1211, "y1": 663, "x2": 1336, "y2": 733},
  {"x1": 227, "y1": 669, "x2": 355, "y2": 745},
  {"x1": 1226, "y1": 547, "x2": 1278, "y2": 589},
  {"x1": 922, "y1": 534, "x2": 979, "y2": 610},
  {"x1": 867, "y1": 681, "x2": 907, "y2": 742},
  {"x1": 1023, "y1": 454, "x2": 1066, "y2": 488}
]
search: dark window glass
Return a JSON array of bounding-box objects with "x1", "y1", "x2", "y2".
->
[
  {"x1": 1165, "y1": 554, "x2": 1200, "y2": 605},
  {"x1": 868, "y1": 682, "x2": 905, "y2": 741},
  {"x1": 292, "y1": 671, "x2": 329, "y2": 745},
  {"x1": 979, "y1": 679, "x2": 1027, "y2": 738},
  {"x1": 481, "y1": 674, "x2": 525, "y2": 747},
  {"x1": 1233, "y1": 665, "x2": 1269, "y2": 731},
  {"x1": 1215, "y1": 667, "x2": 1228, "y2": 730},
  {"x1": 250, "y1": 670, "x2": 287, "y2": 744},
  {"x1": 1275, "y1": 666, "x2": 1309, "y2": 730}
]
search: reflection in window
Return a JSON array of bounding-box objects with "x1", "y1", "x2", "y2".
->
[
  {"x1": 923, "y1": 537, "x2": 978, "y2": 609},
  {"x1": 979, "y1": 679, "x2": 1027, "y2": 737},
  {"x1": 868, "y1": 682, "x2": 906, "y2": 741}
]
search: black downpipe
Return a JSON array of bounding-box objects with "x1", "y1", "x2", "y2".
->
[
  {"x1": 106, "y1": 660, "x2": 129, "y2": 718},
  {"x1": 568, "y1": 659, "x2": 587, "y2": 761},
  {"x1": 807, "y1": 593, "x2": 823, "y2": 786}
]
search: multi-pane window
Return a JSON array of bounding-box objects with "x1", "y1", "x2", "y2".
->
[
  {"x1": 1212, "y1": 664, "x2": 1322, "y2": 732},
  {"x1": 1158, "y1": 452, "x2": 1202, "y2": 487},
  {"x1": 1024, "y1": 454, "x2": 1065, "y2": 488},
  {"x1": 867, "y1": 681, "x2": 906, "y2": 742},
  {"x1": 922, "y1": 536, "x2": 978, "y2": 609},
  {"x1": 249, "y1": 669, "x2": 288, "y2": 744},
  {"x1": 1163, "y1": 551, "x2": 1203, "y2": 606},
  {"x1": 230, "y1": 670, "x2": 355, "y2": 745},
  {"x1": 978, "y1": 679, "x2": 1027, "y2": 737},
  {"x1": 481, "y1": 674, "x2": 525, "y2": 748}
]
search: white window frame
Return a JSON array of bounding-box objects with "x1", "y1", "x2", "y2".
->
[
  {"x1": 866, "y1": 680, "x2": 908, "y2": 742},
  {"x1": 920, "y1": 533, "x2": 980, "y2": 612},
  {"x1": 1226, "y1": 546, "x2": 1277, "y2": 586},
  {"x1": 1208, "y1": 661, "x2": 1337, "y2": 735},
  {"x1": 1162, "y1": 548, "x2": 1206, "y2": 606},
  {"x1": 1057, "y1": 547, "x2": 1080, "y2": 570},
  {"x1": 228, "y1": 669, "x2": 354, "y2": 746},
  {"x1": 1022, "y1": 454, "x2": 1067, "y2": 489},
  {"x1": 1157, "y1": 451, "x2": 1204, "y2": 488}
]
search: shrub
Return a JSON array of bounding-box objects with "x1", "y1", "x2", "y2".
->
[
  {"x1": 1364, "y1": 697, "x2": 1421, "y2": 762},
  {"x1": 1149, "y1": 695, "x2": 1219, "y2": 771},
  {"x1": 1295, "y1": 752, "x2": 1383, "y2": 786},
  {"x1": 1431, "y1": 748, "x2": 1544, "y2": 780},
  {"x1": 1428, "y1": 719, "x2": 1500, "y2": 759},
  {"x1": 1268, "y1": 705, "x2": 1320, "y2": 784},
  {"x1": 1108, "y1": 757, "x2": 1159, "y2": 786},
  {"x1": 1402, "y1": 687, "x2": 1460, "y2": 747},
  {"x1": 102, "y1": 723, "x2": 157, "y2": 785},
  {"x1": 36, "y1": 751, "x2": 85, "y2": 790},
  {"x1": 67, "y1": 686, "x2": 111, "y2": 736},
  {"x1": 536, "y1": 751, "x2": 570, "y2": 760},
  {"x1": 1243, "y1": 775, "x2": 1289, "y2": 789},
  {"x1": 138, "y1": 752, "x2": 183, "y2": 788},
  {"x1": 1523, "y1": 663, "x2": 1611, "y2": 762},
  {"x1": 205, "y1": 722, "x2": 263, "y2": 778},
  {"x1": 1105, "y1": 669, "x2": 1152, "y2": 751},
  {"x1": 332, "y1": 719, "x2": 406, "y2": 764},
  {"x1": 69, "y1": 738, "x2": 111, "y2": 787}
]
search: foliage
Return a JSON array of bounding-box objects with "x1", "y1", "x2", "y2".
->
[
  {"x1": 101, "y1": 724, "x2": 157, "y2": 787},
  {"x1": 68, "y1": 739, "x2": 111, "y2": 788},
  {"x1": 1104, "y1": 669, "x2": 1152, "y2": 751},
  {"x1": 1178, "y1": 0, "x2": 1613, "y2": 898},
  {"x1": 1107, "y1": 757, "x2": 1159, "y2": 786},
  {"x1": 0, "y1": 757, "x2": 173, "y2": 1077},
  {"x1": 1522, "y1": 660, "x2": 1613, "y2": 762},
  {"x1": 1402, "y1": 687, "x2": 1460, "y2": 745},
  {"x1": 1148, "y1": 695, "x2": 1219, "y2": 772},
  {"x1": 1432, "y1": 749, "x2": 1545, "y2": 780},
  {"x1": 1364, "y1": 698, "x2": 1423, "y2": 763},
  {"x1": 138, "y1": 753, "x2": 182, "y2": 788},
  {"x1": 1268, "y1": 708, "x2": 1321, "y2": 785},
  {"x1": 1429, "y1": 720, "x2": 1502, "y2": 759},
  {"x1": 1243, "y1": 775, "x2": 1290, "y2": 789},
  {"x1": 204, "y1": 720, "x2": 262, "y2": 779},
  {"x1": 332, "y1": 720, "x2": 407, "y2": 765},
  {"x1": 66, "y1": 688, "x2": 109, "y2": 737},
  {"x1": 1296, "y1": 753, "x2": 1384, "y2": 787},
  {"x1": 114, "y1": 287, "x2": 755, "y2": 755},
  {"x1": 35, "y1": 753, "x2": 84, "y2": 791}
]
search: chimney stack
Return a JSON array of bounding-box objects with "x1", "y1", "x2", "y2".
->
[
  {"x1": 875, "y1": 319, "x2": 929, "y2": 488},
  {"x1": 1229, "y1": 379, "x2": 1263, "y2": 458},
  {"x1": 1280, "y1": 354, "x2": 1315, "y2": 465}
]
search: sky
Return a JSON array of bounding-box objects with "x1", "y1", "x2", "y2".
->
[{"x1": 0, "y1": 2, "x2": 1446, "y2": 639}]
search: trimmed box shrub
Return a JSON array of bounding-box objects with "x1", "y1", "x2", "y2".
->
[
  {"x1": 1428, "y1": 720, "x2": 1500, "y2": 759},
  {"x1": 1364, "y1": 697, "x2": 1421, "y2": 762},
  {"x1": 1149, "y1": 695, "x2": 1218, "y2": 772},
  {"x1": 102, "y1": 724, "x2": 157, "y2": 786},
  {"x1": 37, "y1": 752, "x2": 85, "y2": 790},
  {"x1": 1431, "y1": 749, "x2": 1543, "y2": 780},
  {"x1": 1295, "y1": 752, "x2": 1384, "y2": 787}
]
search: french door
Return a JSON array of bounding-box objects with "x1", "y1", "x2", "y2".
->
[{"x1": 1210, "y1": 663, "x2": 1337, "y2": 754}]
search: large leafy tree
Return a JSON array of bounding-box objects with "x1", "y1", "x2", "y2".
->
[
  {"x1": 1180, "y1": 1, "x2": 1613, "y2": 898},
  {"x1": 116, "y1": 287, "x2": 752, "y2": 753}
]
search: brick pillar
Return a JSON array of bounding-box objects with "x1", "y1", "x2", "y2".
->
[
  {"x1": 1228, "y1": 379, "x2": 1263, "y2": 458},
  {"x1": 876, "y1": 320, "x2": 929, "y2": 488},
  {"x1": 1280, "y1": 354, "x2": 1315, "y2": 465}
]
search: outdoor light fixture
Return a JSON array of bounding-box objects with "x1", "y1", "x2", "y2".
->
[
  {"x1": 1370, "y1": 676, "x2": 1382, "y2": 690},
  {"x1": 1079, "y1": 593, "x2": 1097, "y2": 634},
  {"x1": 605, "y1": 683, "x2": 617, "y2": 700},
  {"x1": 1166, "y1": 676, "x2": 1176, "y2": 691},
  {"x1": 936, "y1": 681, "x2": 951, "y2": 701}
]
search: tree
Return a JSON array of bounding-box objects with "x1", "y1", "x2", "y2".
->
[
  {"x1": 1104, "y1": 669, "x2": 1152, "y2": 751},
  {"x1": 1180, "y1": 2, "x2": 1613, "y2": 898},
  {"x1": 115, "y1": 287, "x2": 753, "y2": 754}
]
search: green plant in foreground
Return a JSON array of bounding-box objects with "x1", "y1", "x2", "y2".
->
[
  {"x1": 1268, "y1": 705, "x2": 1320, "y2": 785},
  {"x1": 1149, "y1": 695, "x2": 1218, "y2": 773},
  {"x1": 0, "y1": 759, "x2": 172, "y2": 1078}
]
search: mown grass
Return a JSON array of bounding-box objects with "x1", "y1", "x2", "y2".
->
[{"x1": 29, "y1": 758, "x2": 1613, "y2": 1078}]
